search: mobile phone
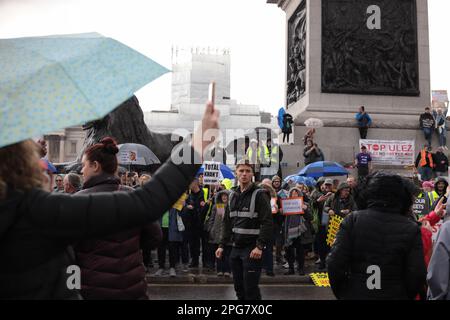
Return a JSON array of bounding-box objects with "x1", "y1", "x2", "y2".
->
[{"x1": 208, "y1": 81, "x2": 216, "y2": 105}]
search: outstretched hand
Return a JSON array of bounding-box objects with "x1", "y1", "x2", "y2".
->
[{"x1": 192, "y1": 101, "x2": 220, "y2": 159}]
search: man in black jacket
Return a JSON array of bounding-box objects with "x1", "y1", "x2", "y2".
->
[
  {"x1": 433, "y1": 147, "x2": 449, "y2": 177},
  {"x1": 216, "y1": 160, "x2": 273, "y2": 300},
  {"x1": 419, "y1": 107, "x2": 435, "y2": 147}
]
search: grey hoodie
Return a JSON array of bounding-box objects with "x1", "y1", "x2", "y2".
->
[{"x1": 427, "y1": 220, "x2": 450, "y2": 300}]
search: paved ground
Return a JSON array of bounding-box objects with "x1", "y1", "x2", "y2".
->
[
  {"x1": 146, "y1": 254, "x2": 325, "y2": 285},
  {"x1": 147, "y1": 284, "x2": 335, "y2": 300}
]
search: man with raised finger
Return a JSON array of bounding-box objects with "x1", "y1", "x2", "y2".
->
[{"x1": 215, "y1": 159, "x2": 273, "y2": 300}]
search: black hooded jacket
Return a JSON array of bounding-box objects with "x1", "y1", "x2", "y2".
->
[
  {"x1": 0, "y1": 154, "x2": 200, "y2": 299},
  {"x1": 327, "y1": 173, "x2": 426, "y2": 300},
  {"x1": 220, "y1": 183, "x2": 273, "y2": 249},
  {"x1": 326, "y1": 209, "x2": 426, "y2": 300}
]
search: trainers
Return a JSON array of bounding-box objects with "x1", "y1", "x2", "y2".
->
[
  {"x1": 315, "y1": 258, "x2": 321, "y2": 265},
  {"x1": 153, "y1": 268, "x2": 164, "y2": 276},
  {"x1": 223, "y1": 272, "x2": 231, "y2": 278},
  {"x1": 169, "y1": 268, "x2": 176, "y2": 277},
  {"x1": 283, "y1": 262, "x2": 289, "y2": 269},
  {"x1": 217, "y1": 272, "x2": 224, "y2": 277},
  {"x1": 182, "y1": 264, "x2": 189, "y2": 272}
]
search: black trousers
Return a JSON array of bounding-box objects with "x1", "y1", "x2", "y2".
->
[
  {"x1": 157, "y1": 228, "x2": 180, "y2": 268},
  {"x1": 286, "y1": 237, "x2": 305, "y2": 271},
  {"x1": 188, "y1": 231, "x2": 201, "y2": 266},
  {"x1": 359, "y1": 127, "x2": 368, "y2": 139},
  {"x1": 283, "y1": 132, "x2": 291, "y2": 143},
  {"x1": 230, "y1": 246, "x2": 263, "y2": 300},
  {"x1": 317, "y1": 226, "x2": 329, "y2": 265}
]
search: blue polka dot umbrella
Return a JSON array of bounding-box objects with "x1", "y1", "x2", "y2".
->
[{"x1": 0, "y1": 33, "x2": 169, "y2": 148}]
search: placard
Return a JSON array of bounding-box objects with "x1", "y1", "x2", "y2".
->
[
  {"x1": 359, "y1": 139, "x2": 415, "y2": 166},
  {"x1": 412, "y1": 197, "x2": 427, "y2": 217},
  {"x1": 216, "y1": 203, "x2": 225, "y2": 217},
  {"x1": 203, "y1": 161, "x2": 221, "y2": 185},
  {"x1": 271, "y1": 198, "x2": 278, "y2": 214},
  {"x1": 326, "y1": 215, "x2": 344, "y2": 247},
  {"x1": 281, "y1": 197, "x2": 304, "y2": 215},
  {"x1": 310, "y1": 273, "x2": 330, "y2": 287}
]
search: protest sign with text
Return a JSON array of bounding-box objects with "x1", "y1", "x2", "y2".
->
[
  {"x1": 281, "y1": 197, "x2": 304, "y2": 215},
  {"x1": 203, "y1": 161, "x2": 221, "y2": 185}
]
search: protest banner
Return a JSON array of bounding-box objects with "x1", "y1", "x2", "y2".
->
[
  {"x1": 310, "y1": 273, "x2": 330, "y2": 287},
  {"x1": 203, "y1": 161, "x2": 221, "y2": 185},
  {"x1": 412, "y1": 197, "x2": 427, "y2": 217},
  {"x1": 271, "y1": 198, "x2": 278, "y2": 214},
  {"x1": 359, "y1": 139, "x2": 415, "y2": 166},
  {"x1": 326, "y1": 215, "x2": 344, "y2": 246},
  {"x1": 432, "y1": 90, "x2": 449, "y2": 109},
  {"x1": 281, "y1": 197, "x2": 304, "y2": 215}
]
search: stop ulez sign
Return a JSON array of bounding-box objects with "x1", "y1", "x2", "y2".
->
[
  {"x1": 365, "y1": 143, "x2": 413, "y2": 153},
  {"x1": 359, "y1": 140, "x2": 415, "y2": 166}
]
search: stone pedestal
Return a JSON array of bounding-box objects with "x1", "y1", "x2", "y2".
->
[{"x1": 269, "y1": 0, "x2": 431, "y2": 177}]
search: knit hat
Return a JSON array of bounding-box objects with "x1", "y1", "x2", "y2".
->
[
  {"x1": 422, "y1": 181, "x2": 434, "y2": 189},
  {"x1": 272, "y1": 175, "x2": 281, "y2": 182}
]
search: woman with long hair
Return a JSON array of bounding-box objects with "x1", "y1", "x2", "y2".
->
[{"x1": 0, "y1": 102, "x2": 219, "y2": 299}]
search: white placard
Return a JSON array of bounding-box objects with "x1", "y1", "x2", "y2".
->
[
  {"x1": 359, "y1": 139, "x2": 415, "y2": 166},
  {"x1": 203, "y1": 161, "x2": 221, "y2": 185},
  {"x1": 281, "y1": 197, "x2": 304, "y2": 215}
]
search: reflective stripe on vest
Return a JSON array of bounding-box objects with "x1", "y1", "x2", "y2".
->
[
  {"x1": 228, "y1": 188, "x2": 265, "y2": 235},
  {"x1": 230, "y1": 211, "x2": 259, "y2": 218},
  {"x1": 232, "y1": 228, "x2": 260, "y2": 235}
]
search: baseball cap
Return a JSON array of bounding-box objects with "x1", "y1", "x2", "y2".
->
[{"x1": 324, "y1": 178, "x2": 333, "y2": 185}]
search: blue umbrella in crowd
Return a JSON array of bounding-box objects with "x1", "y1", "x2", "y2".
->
[
  {"x1": 298, "y1": 161, "x2": 349, "y2": 178},
  {"x1": 283, "y1": 175, "x2": 316, "y2": 187},
  {"x1": 196, "y1": 163, "x2": 235, "y2": 180},
  {"x1": 0, "y1": 32, "x2": 169, "y2": 148}
]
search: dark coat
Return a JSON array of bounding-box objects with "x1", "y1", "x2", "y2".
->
[
  {"x1": 433, "y1": 152, "x2": 449, "y2": 173},
  {"x1": 75, "y1": 173, "x2": 161, "y2": 300},
  {"x1": 282, "y1": 114, "x2": 293, "y2": 134},
  {"x1": 327, "y1": 209, "x2": 426, "y2": 300},
  {"x1": 0, "y1": 155, "x2": 200, "y2": 299},
  {"x1": 179, "y1": 189, "x2": 206, "y2": 237},
  {"x1": 220, "y1": 183, "x2": 273, "y2": 249}
]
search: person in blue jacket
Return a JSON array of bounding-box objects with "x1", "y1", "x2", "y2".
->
[{"x1": 355, "y1": 106, "x2": 372, "y2": 139}]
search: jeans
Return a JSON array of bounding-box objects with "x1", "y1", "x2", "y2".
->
[
  {"x1": 418, "y1": 166, "x2": 433, "y2": 182},
  {"x1": 439, "y1": 130, "x2": 447, "y2": 147},
  {"x1": 423, "y1": 128, "x2": 433, "y2": 146},
  {"x1": 230, "y1": 246, "x2": 263, "y2": 300}
]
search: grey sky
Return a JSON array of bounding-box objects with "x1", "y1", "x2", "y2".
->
[{"x1": 0, "y1": 0, "x2": 448, "y2": 114}]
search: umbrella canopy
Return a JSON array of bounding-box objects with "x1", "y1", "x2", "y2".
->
[
  {"x1": 197, "y1": 163, "x2": 235, "y2": 180},
  {"x1": 283, "y1": 175, "x2": 316, "y2": 187},
  {"x1": 298, "y1": 161, "x2": 349, "y2": 178},
  {"x1": 0, "y1": 32, "x2": 169, "y2": 148},
  {"x1": 117, "y1": 143, "x2": 160, "y2": 165}
]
